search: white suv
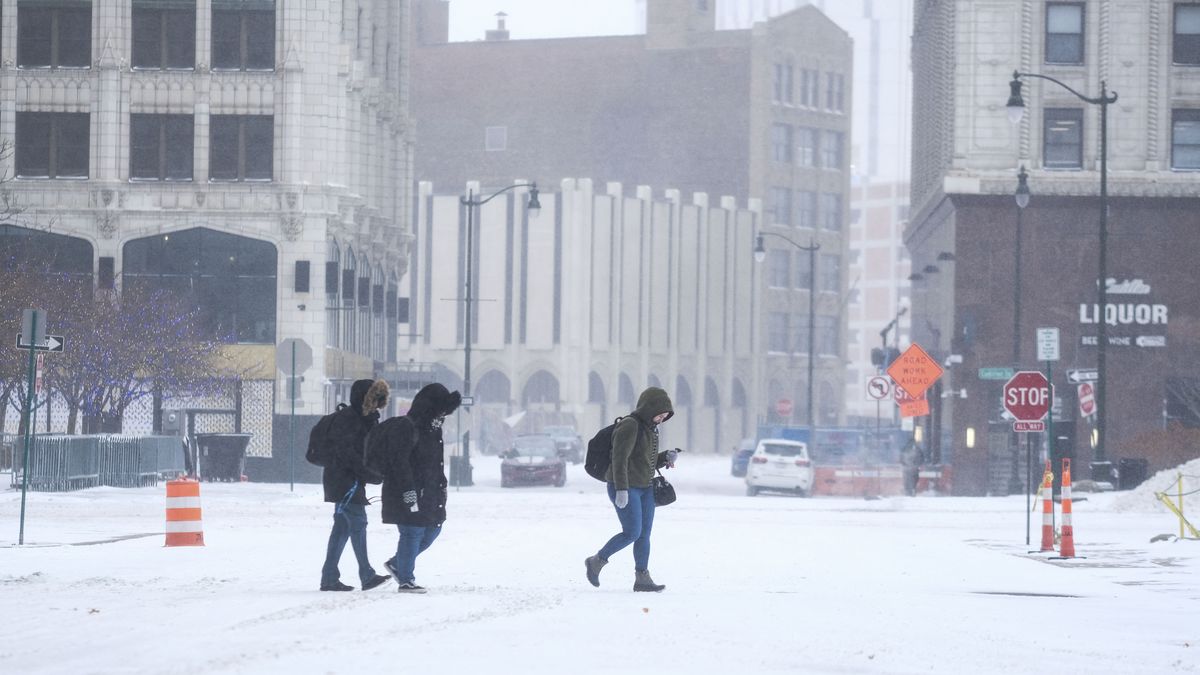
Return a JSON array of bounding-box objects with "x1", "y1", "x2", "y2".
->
[{"x1": 745, "y1": 439, "x2": 814, "y2": 497}]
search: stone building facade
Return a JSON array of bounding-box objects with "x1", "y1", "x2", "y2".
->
[
  {"x1": 402, "y1": 179, "x2": 762, "y2": 457},
  {"x1": 909, "y1": 0, "x2": 1200, "y2": 494},
  {"x1": 0, "y1": 0, "x2": 413, "y2": 465}
]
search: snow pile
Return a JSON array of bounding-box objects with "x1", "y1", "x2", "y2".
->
[{"x1": 1110, "y1": 456, "x2": 1200, "y2": 513}]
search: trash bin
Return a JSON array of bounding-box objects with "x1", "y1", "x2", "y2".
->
[
  {"x1": 194, "y1": 433, "x2": 252, "y2": 482},
  {"x1": 449, "y1": 455, "x2": 473, "y2": 487},
  {"x1": 1089, "y1": 461, "x2": 1115, "y2": 485},
  {"x1": 1117, "y1": 457, "x2": 1150, "y2": 490}
]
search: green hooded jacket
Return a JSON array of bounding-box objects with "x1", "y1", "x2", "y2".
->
[{"x1": 606, "y1": 386, "x2": 675, "y2": 490}]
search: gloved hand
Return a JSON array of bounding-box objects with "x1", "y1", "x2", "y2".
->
[
  {"x1": 666, "y1": 449, "x2": 679, "y2": 468},
  {"x1": 402, "y1": 490, "x2": 418, "y2": 505},
  {"x1": 614, "y1": 490, "x2": 629, "y2": 509}
]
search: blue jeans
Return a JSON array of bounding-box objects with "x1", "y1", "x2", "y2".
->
[
  {"x1": 321, "y1": 503, "x2": 377, "y2": 586},
  {"x1": 597, "y1": 484, "x2": 655, "y2": 570},
  {"x1": 390, "y1": 524, "x2": 442, "y2": 583}
]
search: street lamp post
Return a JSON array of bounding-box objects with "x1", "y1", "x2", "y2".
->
[
  {"x1": 1007, "y1": 70, "x2": 1117, "y2": 468},
  {"x1": 754, "y1": 232, "x2": 819, "y2": 453},
  {"x1": 1009, "y1": 166, "x2": 1030, "y2": 496},
  {"x1": 458, "y1": 182, "x2": 541, "y2": 486}
]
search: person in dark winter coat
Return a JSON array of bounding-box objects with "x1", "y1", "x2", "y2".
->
[
  {"x1": 585, "y1": 386, "x2": 679, "y2": 592},
  {"x1": 366, "y1": 382, "x2": 461, "y2": 593},
  {"x1": 319, "y1": 378, "x2": 392, "y2": 592}
]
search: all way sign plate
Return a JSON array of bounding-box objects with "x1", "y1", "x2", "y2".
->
[{"x1": 15, "y1": 334, "x2": 66, "y2": 352}]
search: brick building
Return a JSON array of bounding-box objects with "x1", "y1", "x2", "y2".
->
[{"x1": 908, "y1": 0, "x2": 1200, "y2": 495}]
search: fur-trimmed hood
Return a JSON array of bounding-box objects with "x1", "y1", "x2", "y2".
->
[{"x1": 351, "y1": 379, "x2": 390, "y2": 417}]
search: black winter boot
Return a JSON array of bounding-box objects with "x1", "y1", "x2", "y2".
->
[
  {"x1": 585, "y1": 555, "x2": 608, "y2": 587},
  {"x1": 633, "y1": 569, "x2": 665, "y2": 592}
]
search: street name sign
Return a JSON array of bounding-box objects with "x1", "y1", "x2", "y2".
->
[{"x1": 978, "y1": 367, "x2": 1015, "y2": 381}]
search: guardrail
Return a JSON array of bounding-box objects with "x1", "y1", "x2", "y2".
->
[{"x1": 3, "y1": 434, "x2": 185, "y2": 492}]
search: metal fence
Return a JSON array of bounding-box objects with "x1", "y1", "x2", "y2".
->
[{"x1": 2, "y1": 434, "x2": 185, "y2": 492}]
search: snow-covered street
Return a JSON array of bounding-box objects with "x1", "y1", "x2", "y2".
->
[{"x1": 2, "y1": 456, "x2": 1197, "y2": 675}]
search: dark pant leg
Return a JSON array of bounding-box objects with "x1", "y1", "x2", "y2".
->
[
  {"x1": 394, "y1": 524, "x2": 425, "y2": 582},
  {"x1": 321, "y1": 504, "x2": 350, "y2": 586},
  {"x1": 597, "y1": 483, "x2": 646, "y2": 561},
  {"x1": 341, "y1": 503, "x2": 376, "y2": 584},
  {"x1": 632, "y1": 487, "x2": 656, "y2": 571}
]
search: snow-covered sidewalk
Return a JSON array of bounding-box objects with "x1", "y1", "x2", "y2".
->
[{"x1": 2, "y1": 456, "x2": 1197, "y2": 674}]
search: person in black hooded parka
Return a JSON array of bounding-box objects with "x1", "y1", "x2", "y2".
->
[
  {"x1": 367, "y1": 382, "x2": 461, "y2": 593},
  {"x1": 319, "y1": 378, "x2": 391, "y2": 592}
]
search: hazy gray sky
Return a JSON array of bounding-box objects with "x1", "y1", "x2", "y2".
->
[{"x1": 447, "y1": 0, "x2": 642, "y2": 42}]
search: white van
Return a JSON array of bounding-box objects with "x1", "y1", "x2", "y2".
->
[{"x1": 745, "y1": 438, "x2": 814, "y2": 496}]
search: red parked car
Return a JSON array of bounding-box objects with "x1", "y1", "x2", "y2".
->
[{"x1": 500, "y1": 434, "x2": 567, "y2": 488}]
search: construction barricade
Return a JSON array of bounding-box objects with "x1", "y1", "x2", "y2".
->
[{"x1": 165, "y1": 478, "x2": 205, "y2": 547}]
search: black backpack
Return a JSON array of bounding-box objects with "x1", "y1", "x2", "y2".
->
[
  {"x1": 584, "y1": 416, "x2": 643, "y2": 481},
  {"x1": 305, "y1": 404, "x2": 347, "y2": 467}
]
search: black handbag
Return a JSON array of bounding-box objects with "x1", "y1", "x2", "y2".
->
[{"x1": 652, "y1": 470, "x2": 676, "y2": 506}]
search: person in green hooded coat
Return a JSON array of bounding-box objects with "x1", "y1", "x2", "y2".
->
[{"x1": 584, "y1": 386, "x2": 680, "y2": 592}]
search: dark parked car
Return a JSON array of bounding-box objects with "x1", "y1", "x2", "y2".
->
[
  {"x1": 501, "y1": 434, "x2": 567, "y2": 488},
  {"x1": 730, "y1": 438, "x2": 756, "y2": 477},
  {"x1": 542, "y1": 425, "x2": 584, "y2": 464}
]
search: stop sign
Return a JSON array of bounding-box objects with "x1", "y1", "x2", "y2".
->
[
  {"x1": 1003, "y1": 371, "x2": 1051, "y2": 421},
  {"x1": 776, "y1": 398, "x2": 794, "y2": 417}
]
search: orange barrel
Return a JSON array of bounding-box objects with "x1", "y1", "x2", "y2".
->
[
  {"x1": 1039, "y1": 461, "x2": 1055, "y2": 552},
  {"x1": 165, "y1": 478, "x2": 205, "y2": 547},
  {"x1": 1058, "y1": 459, "x2": 1076, "y2": 558}
]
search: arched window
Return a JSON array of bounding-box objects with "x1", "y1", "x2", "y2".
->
[
  {"x1": 122, "y1": 227, "x2": 276, "y2": 343},
  {"x1": 675, "y1": 376, "x2": 693, "y2": 408},
  {"x1": 588, "y1": 372, "x2": 606, "y2": 404},
  {"x1": 0, "y1": 224, "x2": 94, "y2": 296},
  {"x1": 647, "y1": 373, "x2": 662, "y2": 389},
  {"x1": 618, "y1": 373, "x2": 635, "y2": 406},
  {"x1": 476, "y1": 370, "x2": 511, "y2": 405},
  {"x1": 522, "y1": 370, "x2": 560, "y2": 408},
  {"x1": 704, "y1": 377, "x2": 720, "y2": 407}
]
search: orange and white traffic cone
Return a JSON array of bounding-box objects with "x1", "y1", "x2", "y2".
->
[
  {"x1": 1057, "y1": 458, "x2": 1076, "y2": 558},
  {"x1": 165, "y1": 478, "x2": 205, "y2": 547},
  {"x1": 1039, "y1": 461, "x2": 1055, "y2": 552}
]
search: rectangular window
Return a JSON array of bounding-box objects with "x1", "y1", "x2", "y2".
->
[
  {"x1": 209, "y1": 114, "x2": 273, "y2": 181},
  {"x1": 820, "y1": 253, "x2": 840, "y2": 293},
  {"x1": 799, "y1": 69, "x2": 812, "y2": 106},
  {"x1": 772, "y1": 63, "x2": 793, "y2": 104},
  {"x1": 130, "y1": 114, "x2": 194, "y2": 180},
  {"x1": 767, "y1": 312, "x2": 788, "y2": 352},
  {"x1": 794, "y1": 316, "x2": 810, "y2": 354},
  {"x1": 807, "y1": 69, "x2": 821, "y2": 107},
  {"x1": 817, "y1": 316, "x2": 838, "y2": 355},
  {"x1": 771, "y1": 123, "x2": 792, "y2": 163},
  {"x1": 821, "y1": 130, "x2": 843, "y2": 170},
  {"x1": 825, "y1": 72, "x2": 840, "y2": 109},
  {"x1": 767, "y1": 250, "x2": 790, "y2": 288},
  {"x1": 794, "y1": 249, "x2": 812, "y2": 290},
  {"x1": 1176, "y1": 4, "x2": 1200, "y2": 65},
  {"x1": 796, "y1": 191, "x2": 817, "y2": 229},
  {"x1": 17, "y1": 1, "x2": 92, "y2": 68},
  {"x1": 212, "y1": 0, "x2": 274, "y2": 71},
  {"x1": 485, "y1": 125, "x2": 507, "y2": 151},
  {"x1": 767, "y1": 187, "x2": 792, "y2": 226},
  {"x1": 132, "y1": 0, "x2": 195, "y2": 70},
  {"x1": 15, "y1": 112, "x2": 89, "y2": 178},
  {"x1": 834, "y1": 74, "x2": 845, "y2": 112},
  {"x1": 821, "y1": 193, "x2": 842, "y2": 231},
  {"x1": 1043, "y1": 108, "x2": 1083, "y2": 169},
  {"x1": 1045, "y1": 3, "x2": 1084, "y2": 65},
  {"x1": 796, "y1": 127, "x2": 817, "y2": 167},
  {"x1": 1172, "y1": 109, "x2": 1200, "y2": 169}
]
